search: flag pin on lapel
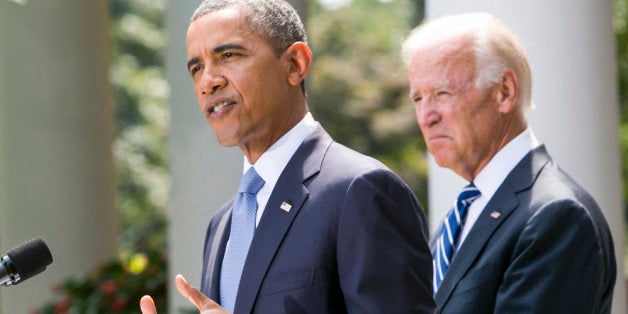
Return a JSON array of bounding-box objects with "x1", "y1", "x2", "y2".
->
[
  {"x1": 280, "y1": 201, "x2": 292, "y2": 212},
  {"x1": 490, "y1": 211, "x2": 501, "y2": 219}
]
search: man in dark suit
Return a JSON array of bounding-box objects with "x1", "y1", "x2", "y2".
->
[
  {"x1": 401, "y1": 13, "x2": 616, "y2": 313},
  {"x1": 140, "y1": 0, "x2": 435, "y2": 313}
]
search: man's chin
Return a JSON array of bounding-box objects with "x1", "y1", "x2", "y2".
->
[
  {"x1": 214, "y1": 134, "x2": 239, "y2": 148},
  {"x1": 430, "y1": 152, "x2": 454, "y2": 169}
]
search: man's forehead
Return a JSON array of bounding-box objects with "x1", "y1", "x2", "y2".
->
[
  {"x1": 410, "y1": 43, "x2": 475, "y2": 73},
  {"x1": 409, "y1": 55, "x2": 476, "y2": 95},
  {"x1": 187, "y1": 7, "x2": 251, "y2": 38},
  {"x1": 186, "y1": 9, "x2": 258, "y2": 51}
]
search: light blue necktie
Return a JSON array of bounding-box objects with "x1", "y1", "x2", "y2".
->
[
  {"x1": 432, "y1": 183, "x2": 481, "y2": 294},
  {"x1": 220, "y1": 167, "x2": 265, "y2": 312}
]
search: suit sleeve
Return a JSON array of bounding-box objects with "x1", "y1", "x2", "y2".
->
[
  {"x1": 336, "y1": 168, "x2": 436, "y2": 313},
  {"x1": 494, "y1": 199, "x2": 612, "y2": 313}
]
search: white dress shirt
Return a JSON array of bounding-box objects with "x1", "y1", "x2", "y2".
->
[
  {"x1": 241, "y1": 112, "x2": 318, "y2": 226},
  {"x1": 458, "y1": 128, "x2": 540, "y2": 246}
]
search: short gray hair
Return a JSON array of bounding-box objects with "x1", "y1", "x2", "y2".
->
[
  {"x1": 401, "y1": 13, "x2": 533, "y2": 110},
  {"x1": 191, "y1": 0, "x2": 307, "y2": 57}
]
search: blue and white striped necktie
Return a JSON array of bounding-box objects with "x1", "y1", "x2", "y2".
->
[{"x1": 432, "y1": 183, "x2": 481, "y2": 294}]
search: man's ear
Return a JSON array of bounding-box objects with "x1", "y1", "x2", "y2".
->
[
  {"x1": 284, "y1": 42, "x2": 312, "y2": 87},
  {"x1": 497, "y1": 69, "x2": 519, "y2": 113}
]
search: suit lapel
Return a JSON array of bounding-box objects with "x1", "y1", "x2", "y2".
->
[
  {"x1": 435, "y1": 182, "x2": 519, "y2": 306},
  {"x1": 436, "y1": 145, "x2": 552, "y2": 307},
  {"x1": 203, "y1": 202, "x2": 233, "y2": 301},
  {"x1": 234, "y1": 126, "x2": 332, "y2": 313}
]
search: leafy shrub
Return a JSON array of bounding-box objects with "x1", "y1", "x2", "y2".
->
[{"x1": 33, "y1": 252, "x2": 167, "y2": 314}]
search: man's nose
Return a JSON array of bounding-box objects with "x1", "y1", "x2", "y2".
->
[
  {"x1": 200, "y1": 68, "x2": 226, "y2": 95},
  {"x1": 416, "y1": 101, "x2": 440, "y2": 128}
]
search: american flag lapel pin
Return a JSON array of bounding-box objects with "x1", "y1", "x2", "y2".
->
[
  {"x1": 280, "y1": 201, "x2": 292, "y2": 212},
  {"x1": 490, "y1": 211, "x2": 501, "y2": 219}
]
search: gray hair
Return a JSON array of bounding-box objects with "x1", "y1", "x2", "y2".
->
[
  {"x1": 191, "y1": 0, "x2": 307, "y2": 57},
  {"x1": 401, "y1": 13, "x2": 533, "y2": 110}
]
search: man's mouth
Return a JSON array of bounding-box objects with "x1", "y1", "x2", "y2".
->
[
  {"x1": 213, "y1": 101, "x2": 230, "y2": 113},
  {"x1": 208, "y1": 101, "x2": 234, "y2": 115}
]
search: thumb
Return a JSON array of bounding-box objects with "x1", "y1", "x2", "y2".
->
[
  {"x1": 140, "y1": 295, "x2": 158, "y2": 314},
  {"x1": 175, "y1": 274, "x2": 228, "y2": 313}
]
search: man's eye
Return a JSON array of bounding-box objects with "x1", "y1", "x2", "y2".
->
[
  {"x1": 221, "y1": 52, "x2": 235, "y2": 61},
  {"x1": 435, "y1": 91, "x2": 453, "y2": 100},
  {"x1": 190, "y1": 66, "x2": 202, "y2": 75}
]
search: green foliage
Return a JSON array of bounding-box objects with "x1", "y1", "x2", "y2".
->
[
  {"x1": 110, "y1": 0, "x2": 170, "y2": 256},
  {"x1": 35, "y1": 252, "x2": 167, "y2": 314},
  {"x1": 614, "y1": 0, "x2": 628, "y2": 276},
  {"x1": 307, "y1": 0, "x2": 428, "y2": 206},
  {"x1": 616, "y1": 0, "x2": 628, "y2": 203}
]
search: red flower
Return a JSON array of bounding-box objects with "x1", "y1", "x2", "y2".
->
[
  {"x1": 112, "y1": 297, "x2": 127, "y2": 311},
  {"x1": 53, "y1": 296, "x2": 71, "y2": 313},
  {"x1": 101, "y1": 279, "x2": 118, "y2": 295}
]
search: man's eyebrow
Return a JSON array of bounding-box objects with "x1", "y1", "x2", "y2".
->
[
  {"x1": 187, "y1": 57, "x2": 200, "y2": 70},
  {"x1": 433, "y1": 84, "x2": 451, "y2": 90},
  {"x1": 213, "y1": 43, "x2": 246, "y2": 53},
  {"x1": 186, "y1": 44, "x2": 247, "y2": 70}
]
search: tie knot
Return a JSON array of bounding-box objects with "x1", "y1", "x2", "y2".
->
[
  {"x1": 238, "y1": 167, "x2": 265, "y2": 194},
  {"x1": 457, "y1": 183, "x2": 481, "y2": 205}
]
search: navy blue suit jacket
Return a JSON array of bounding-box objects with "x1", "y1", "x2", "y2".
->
[
  {"x1": 435, "y1": 145, "x2": 616, "y2": 313},
  {"x1": 200, "y1": 125, "x2": 436, "y2": 313}
]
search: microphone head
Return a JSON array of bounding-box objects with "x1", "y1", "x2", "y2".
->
[{"x1": 6, "y1": 238, "x2": 53, "y2": 284}]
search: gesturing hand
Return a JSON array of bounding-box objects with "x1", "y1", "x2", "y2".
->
[{"x1": 140, "y1": 274, "x2": 229, "y2": 314}]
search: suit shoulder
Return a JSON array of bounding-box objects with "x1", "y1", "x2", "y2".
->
[
  {"x1": 521, "y1": 162, "x2": 614, "y2": 260},
  {"x1": 304, "y1": 141, "x2": 413, "y2": 198},
  {"x1": 324, "y1": 141, "x2": 389, "y2": 173},
  {"x1": 531, "y1": 162, "x2": 600, "y2": 213}
]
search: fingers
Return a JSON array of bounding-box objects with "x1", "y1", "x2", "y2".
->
[
  {"x1": 140, "y1": 295, "x2": 157, "y2": 314},
  {"x1": 175, "y1": 274, "x2": 227, "y2": 313}
]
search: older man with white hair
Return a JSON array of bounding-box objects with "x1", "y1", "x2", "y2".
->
[{"x1": 402, "y1": 12, "x2": 616, "y2": 313}]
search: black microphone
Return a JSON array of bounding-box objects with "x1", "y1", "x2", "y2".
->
[{"x1": 0, "y1": 238, "x2": 53, "y2": 286}]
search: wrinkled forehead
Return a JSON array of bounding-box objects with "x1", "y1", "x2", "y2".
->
[{"x1": 408, "y1": 43, "x2": 477, "y2": 95}]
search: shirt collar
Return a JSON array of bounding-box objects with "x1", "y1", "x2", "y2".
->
[
  {"x1": 242, "y1": 112, "x2": 318, "y2": 186},
  {"x1": 473, "y1": 128, "x2": 540, "y2": 199}
]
